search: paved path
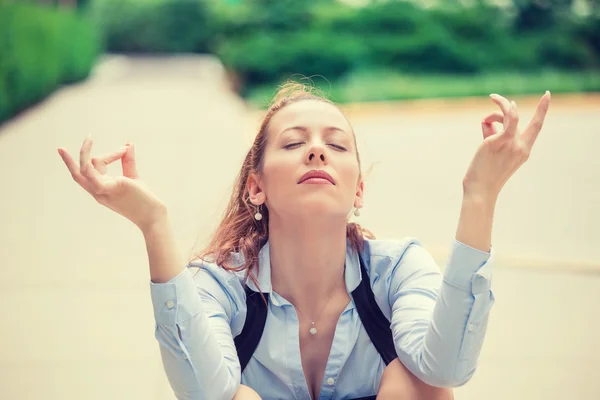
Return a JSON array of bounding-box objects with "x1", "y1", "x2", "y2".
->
[{"x1": 0, "y1": 56, "x2": 598, "y2": 400}]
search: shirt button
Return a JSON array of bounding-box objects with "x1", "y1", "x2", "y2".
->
[
  {"x1": 166, "y1": 300, "x2": 175, "y2": 309},
  {"x1": 327, "y1": 377, "x2": 335, "y2": 385},
  {"x1": 467, "y1": 323, "x2": 475, "y2": 332}
]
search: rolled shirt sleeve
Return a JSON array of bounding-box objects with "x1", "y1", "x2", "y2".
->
[
  {"x1": 388, "y1": 239, "x2": 495, "y2": 388},
  {"x1": 150, "y1": 265, "x2": 245, "y2": 400},
  {"x1": 151, "y1": 268, "x2": 203, "y2": 326}
]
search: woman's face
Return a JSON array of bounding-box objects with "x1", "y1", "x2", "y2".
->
[{"x1": 249, "y1": 100, "x2": 364, "y2": 219}]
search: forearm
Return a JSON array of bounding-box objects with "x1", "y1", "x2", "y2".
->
[
  {"x1": 455, "y1": 192, "x2": 497, "y2": 253},
  {"x1": 142, "y1": 208, "x2": 186, "y2": 283},
  {"x1": 152, "y1": 270, "x2": 242, "y2": 400},
  {"x1": 148, "y1": 241, "x2": 243, "y2": 399}
]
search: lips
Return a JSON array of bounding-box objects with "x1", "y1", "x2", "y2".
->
[{"x1": 298, "y1": 170, "x2": 335, "y2": 185}]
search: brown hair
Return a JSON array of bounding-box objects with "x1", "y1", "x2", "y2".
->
[{"x1": 190, "y1": 81, "x2": 374, "y2": 290}]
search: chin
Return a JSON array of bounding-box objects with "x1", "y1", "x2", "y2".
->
[{"x1": 287, "y1": 199, "x2": 349, "y2": 218}]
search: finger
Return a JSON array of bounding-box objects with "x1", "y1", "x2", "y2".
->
[
  {"x1": 504, "y1": 100, "x2": 520, "y2": 138},
  {"x1": 91, "y1": 146, "x2": 128, "y2": 175},
  {"x1": 490, "y1": 94, "x2": 518, "y2": 138},
  {"x1": 489, "y1": 93, "x2": 511, "y2": 116},
  {"x1": 57, "y1": 148, "x2": 94, "y2": 193},
  {"x1": 58, "y1": 148, "x2": 80, "y2": 179},
  {"x1": 122, "y1": 142, "x2": 139, "y2": 179},
  {"x1": 78, "y1": 136, "x2": 107, "y2": 193},
  {"x1": 481, "y1": 121, "x2": 496, "y2": 140},
  {"x1": 523, "y1": 91, "x2": 551, "y2": 147},
  {"x1": 483, "y1": 112, "x2": 504, "y2": 124},
  {"x1": 79, "y1": 136, "x2": 93, "y2": 172}
]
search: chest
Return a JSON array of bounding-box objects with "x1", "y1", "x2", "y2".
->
[
  {"x1": 242, "y1": 305, "x2": 386, "y2": 399},
  {"x1": 297, "y1": 295, "x2": 350, "y2": 399}
]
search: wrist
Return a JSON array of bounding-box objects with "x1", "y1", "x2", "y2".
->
[
  {"x1": 139, "y1": 204, "x2": 169, "y2": 236},
  {"x1": 462, "y1": 183, "x2": 499, "y2": 207},
  {"x1": 456, "y1": 192, "x2": 496, "y2": 253}
]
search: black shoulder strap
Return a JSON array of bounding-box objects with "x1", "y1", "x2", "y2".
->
[
  {"x1": 351, "y1": 254, "x2": 398, "y2": 365},
  {"x1": 234, "y1": 254, "x2": 397, "y2": 373},
  {"x1": 234, "y1": 286, "x2": 269, "y2": 372}
]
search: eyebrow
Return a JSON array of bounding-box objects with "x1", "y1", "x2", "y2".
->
[{"x1": 279, "y1": 126, "x2": 348, "y2": 136}]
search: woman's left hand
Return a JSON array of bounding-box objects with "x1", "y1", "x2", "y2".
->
[{"x1": 462, "y1": 91, "x2": 551, "y2": 200}]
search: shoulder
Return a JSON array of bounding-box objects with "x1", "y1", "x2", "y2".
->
[
  {"x1": 360, "y1": 237, "x2": 442, "y2": 315},
  {"x1": 361, "y1": 237, "x2": 421, "y2": 262},
  {"x1": 187, "y1": 257, "x2": 248, "y2": 334},
  {"x1": 360, "y1": 237, "x2": 437, "y2": 277},
  {"x1": 188, "y1": 256, "x2": 247, "y2": 291}
]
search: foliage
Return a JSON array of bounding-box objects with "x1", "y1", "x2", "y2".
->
[
  {"x1": 0, "y1": 3, "x2": 100, "y2": 123},
  {"x1": 89, "y1": 0, "x2": 214, "y2": 53}
]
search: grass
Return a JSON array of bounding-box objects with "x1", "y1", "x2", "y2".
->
[{"x1": 245, "y1": 69, "x2": 600, "y2": 108}]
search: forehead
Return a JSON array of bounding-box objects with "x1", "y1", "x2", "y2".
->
[{"x1": 267, "y1": 99, "x2": 352, "y2": 136}]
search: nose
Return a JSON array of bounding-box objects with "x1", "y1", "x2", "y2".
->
[
  {"x1": 308, "y1": 152, "x2": 325, "y2": 162},
  {"x1": 307, "y1": 148, "x2": 326, "y2": 164},
  {"x1": 305, "y1": 140, "x2": 328, "y2": 165}
]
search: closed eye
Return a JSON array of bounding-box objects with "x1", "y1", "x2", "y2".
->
[
  {"x1": 328, "y1": 144, "x2": 347, "y2": 151},
  {"x1": 284, "y1": 142, "x2": 303, "y2": 149}
]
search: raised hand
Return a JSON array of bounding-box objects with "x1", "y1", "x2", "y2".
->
[
  {"x1": 58, "y1": 136, "x2": 166, "y2": 232},
  {"x1": 462, "y1": 91, "x2": 551, "y2": 199}
]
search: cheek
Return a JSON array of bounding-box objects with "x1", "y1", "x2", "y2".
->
[
  {"x1": 261, "y1": 153, "x2": 297, "y2": 192},
  {"x1": 339, "y1": 158, "x2": 361, "y2": 188}
]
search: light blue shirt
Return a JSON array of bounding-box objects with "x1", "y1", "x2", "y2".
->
[{"x1": 150, "y1": 237, "x2": 494, "y2": 400}]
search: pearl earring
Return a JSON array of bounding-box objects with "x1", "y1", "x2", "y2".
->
[
  {"x1": 254, "y1": 205, "x2": 263, "y2": 221},
  {"x1": 353, "y1": 208, "x2": 361, "y2": 217}
]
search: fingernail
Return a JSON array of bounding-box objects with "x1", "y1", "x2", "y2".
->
[{"x1": 490, "y1": 93, "x2": 498, "y2": 98}]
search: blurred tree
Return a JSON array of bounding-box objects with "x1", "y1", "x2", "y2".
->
[
  {"x1": 512, "y1": 0, "x2": 574, "y2": 31},
  {"x1": 77, "y1": 0, "x2": 92, "y2": 10}
]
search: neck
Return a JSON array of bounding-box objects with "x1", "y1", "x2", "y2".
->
[{"x1": 268, "y1": 213, "x2": 348, "y2": 316}]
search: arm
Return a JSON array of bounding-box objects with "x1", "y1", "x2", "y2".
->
[
  {"x1": 57, "y1": 138, "x2": 245, "y2": 399},
  {"x1": 388, "y1": 239, "x2": 493, "y2": 388},
  {"x1": 390, "y1": 91, "x2": 551, "y2": 387},
  {"x1": 143, "y1": 211, "x2": 186, "y2": 283},
  {"x1": 455, "y1": 194, "x2": 495, "y2": 253},
  {"x1": 146, "y1": 216, "x2": 243, "y2": 400}
]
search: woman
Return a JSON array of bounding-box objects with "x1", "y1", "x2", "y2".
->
[{"x1": 58, "y1": 83, "x2": 551, "y2": 400}]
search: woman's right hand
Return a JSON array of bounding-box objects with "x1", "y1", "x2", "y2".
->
[{"x1": 58, "y1": 136, "x2": 167, "y2": 232}]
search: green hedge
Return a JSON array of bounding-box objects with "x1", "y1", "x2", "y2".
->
[
  {"x1": 89, "y1": 0, "x2": 214, "y2": 54},
  {"x1": 85, "y1": 0, "x2": 600, "y2": 96},
  {"x1": 0, "y1": 3, "x2": 100, "y2": 123},
  {"x1": 214, "y1": 1, "x2": 600, "y2": 89}
]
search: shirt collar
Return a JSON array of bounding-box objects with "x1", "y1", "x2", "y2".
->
[{"x1": 245, "y1": 239, "x2": 363, "y2": 299}]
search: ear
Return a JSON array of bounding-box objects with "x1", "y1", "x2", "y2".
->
[
  {"x1": 247, "y1": 172, "x2": 266, "y2": 205},
  {"x1": 353, "y1": 179, "x2": 364, "y2": 209}
]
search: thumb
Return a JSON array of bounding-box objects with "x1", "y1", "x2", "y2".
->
[{"x1": 122, "y1": 143, "x2": 139, "y2": 179}]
